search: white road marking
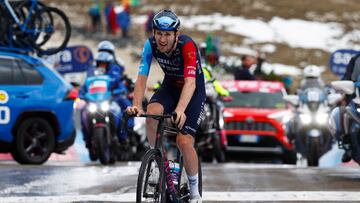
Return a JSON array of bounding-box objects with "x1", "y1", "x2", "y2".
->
[{"x1": 2, "y1": 191, "x2": 360, "y2": 202}]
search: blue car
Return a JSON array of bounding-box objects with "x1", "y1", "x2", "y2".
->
[{"x1": 0, "y1": 51, "x2": 77, "y2": 164}]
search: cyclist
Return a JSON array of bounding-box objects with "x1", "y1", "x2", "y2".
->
[{"x1": 126, "y1": 10, "x2": 205, "y2": 203}]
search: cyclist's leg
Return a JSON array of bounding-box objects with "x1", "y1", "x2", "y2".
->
[
  {"x1": 146, "y1": 102, "x2": 164, "y2": 147},
  {"x1": 176, "y1": 89, "x2": 205, "y2": 200},
  {"x1": 146, "y1": 86, "x2": 176, "y2": 147}
]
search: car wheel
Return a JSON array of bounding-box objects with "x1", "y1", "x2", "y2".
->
[{"x1": 12, "y1": 117, "x2": 55, "y2": 165}]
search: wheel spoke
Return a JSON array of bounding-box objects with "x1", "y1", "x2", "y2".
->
[
  {"x1": 25, "y1": 143, "x2": 35, "y2": 153},
  {"x1": 35, "y1": 132, "x2": 47, "y2": 140}
]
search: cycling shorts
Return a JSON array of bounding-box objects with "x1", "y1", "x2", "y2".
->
[{"x1": 148, "y1": 84, "x2": 205, "y2": 136}]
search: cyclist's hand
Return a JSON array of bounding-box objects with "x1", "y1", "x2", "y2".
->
[
  {"x1": 172, "y1": 110, "x2": 186, "y2": 129},
  {"x1": 126, "y1": 106, "x2": 144, "y2": 117}
]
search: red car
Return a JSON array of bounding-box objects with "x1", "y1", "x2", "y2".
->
[{"x1": 220, "y1": 80, "x2": 296, "y2": 164}]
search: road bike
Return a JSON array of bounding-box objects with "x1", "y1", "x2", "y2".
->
[
  {"x1": 123, "y1": 113, "x2": 202, "y2": 203},
  {"x1": 0, "y1": 0, "x2": 71, "y2": 55}
]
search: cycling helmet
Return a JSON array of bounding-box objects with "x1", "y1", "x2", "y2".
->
[
  {"x1": 95, "y1": 51, "x2": 114, "y2": 69},
  {"x1": 152, "y1": 10, "x2": 180, "y2": 31},
  {"x1": 97, "y1": 40, "x2": 115, "y2": 54},
  {"x1": 303, "y1": 65, "x2": 321, "y2": 78}
]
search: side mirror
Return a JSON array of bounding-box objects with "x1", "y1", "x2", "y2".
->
[
  {"x1": 327, "y1": 93, "x2": 343, "y2": 105},
  {"x1": 331, "y1": 80, "x2": 354, "y2": 95},
  {"x1": 283, "y1": 95, "x2": 299, "y2": 106}
]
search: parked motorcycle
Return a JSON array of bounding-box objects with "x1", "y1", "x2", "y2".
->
[
  {"x1": 330, "y1": 80, "x2": 360, "y2": 165},
  {"x1": 81, "y1": 75, "x2": 120, "y2": 165},
  {"x1": 284, "y1": 88, "x2": 340, "y2": 166}
]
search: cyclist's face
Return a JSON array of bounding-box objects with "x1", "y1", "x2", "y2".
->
[{"x1": 154, "y1": 29, "x2": 178, "y2": 53}]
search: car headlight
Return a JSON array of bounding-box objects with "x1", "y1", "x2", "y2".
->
[
  {"x1": 101, "y1": 101, "x2": 110, "y2": 112},
  {"x1": 299, "y1": 113, "x2": 311, "y2": 125},
  {"x1": 88, "y1": 103, "x2": 97, "y2": 113},
  {"x1": 315, "y1": 113, "x2": 328, "y2": 125}
]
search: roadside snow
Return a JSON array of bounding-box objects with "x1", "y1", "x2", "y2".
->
[{"x1": 133, "y1": 14, "x2": 360, "y2": 52}]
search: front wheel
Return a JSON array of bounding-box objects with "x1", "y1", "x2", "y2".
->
[
  {"x1": 11, "y1": 117, "x2": 55, "y2": 165},
  {"x1": 307, "y1": 137, "x2": 320, "y2": 166},
  {"x1": 212, "y1": 134, "x2": 226, "y2": 163},
  {"x1": 95, "y1": 127, "x2": 111, "y2": 165},
  {"x1": 136, "y1": 149, "x2": 165, "y2": 203}
]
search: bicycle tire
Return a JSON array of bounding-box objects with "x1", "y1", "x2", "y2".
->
[
  {"x1": 32, "y1": 6, "x2": 71, "y2": 55},
  {"x1": 136, "y1": 149, "x2": 165, "y2": 203}
]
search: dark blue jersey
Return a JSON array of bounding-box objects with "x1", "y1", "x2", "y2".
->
[{"x1": 139, "y1": 34, "x2": 205, "y2": 89}]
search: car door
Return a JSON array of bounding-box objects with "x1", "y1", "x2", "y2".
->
[{"x1": 0, "y1": 56, "x2": 43, "y2": 142}]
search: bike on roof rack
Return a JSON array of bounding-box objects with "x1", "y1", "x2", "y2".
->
[{"x1": 0, "y1": 0, "x2": 71, "y2": 56}]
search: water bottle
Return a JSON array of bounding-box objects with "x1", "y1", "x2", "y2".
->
[{"x1": 170, "y1": 162, "x2": 180, "y2": 185}]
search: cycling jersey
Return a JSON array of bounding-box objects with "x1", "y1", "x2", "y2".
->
[
  {"x1": 139, "y1": 34, "x2": 205, "y2": 89},
  {"x1": 139, "y1": 34, "x2": 206, "y2": 136}
]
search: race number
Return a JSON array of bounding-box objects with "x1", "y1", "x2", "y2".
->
[{"x1": 0, "y1": 106, "x2": 10, "y2": 124}]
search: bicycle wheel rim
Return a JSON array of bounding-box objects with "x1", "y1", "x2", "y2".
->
[{"x1": 32, "y1": 6, "x2": 71, "y2": 55}]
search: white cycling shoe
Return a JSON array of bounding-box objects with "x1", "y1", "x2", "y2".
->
[{"x1": 189, "y1": 196, "x2": 202, "y2": 203}]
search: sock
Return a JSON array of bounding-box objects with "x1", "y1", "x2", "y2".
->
[{"x1": 188, "y1": 174, "x2": 200, "y2": 199}]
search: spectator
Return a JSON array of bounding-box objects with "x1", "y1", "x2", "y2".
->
[
  {"x1": 144, "y1": 11, "x2": 155, "y2": 37},
  {"x1": 88, "y1": 0, "x2": 102, "y2": 32},
  {"x1": 116, "y1": 4, "x2": 131, "y2": 38},
  {"x1": 104, "y1": 1, "x2": 119, "y2": 35},
  {"x1": 204, "y1": 34, "x2": 220, "y2": 67},
  {"x1": 233, "y1": 55, "x2": 257, "y2": 80}
]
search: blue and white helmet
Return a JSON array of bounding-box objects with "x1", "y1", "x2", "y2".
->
[
  {"x1": 97, "y1": 40, "x2": 115, "y2": 55},
  {"x1": 95, "y1": 51, "x2": 114, "y2": 63},
  {"x1": 152, "y1": 10, "x2": 180, "y2": 31}
]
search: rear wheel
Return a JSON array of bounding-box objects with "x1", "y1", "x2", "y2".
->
[
  {"x1": 11, "y1": 118, "x2": 55, "y2": 165},
  {"x1": 136, "y1": 149, "x2": 165, "y2": 203}
]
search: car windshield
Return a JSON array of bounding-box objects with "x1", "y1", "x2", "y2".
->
[{"x1": 224, "y1": 91, "x2": 286, "y2": 109}]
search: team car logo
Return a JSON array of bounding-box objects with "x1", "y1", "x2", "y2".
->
[
  {"x1": 0, "y1": 106, "x2": 10, "y2": 124},
  {"x1": 0, "y1": 90, "x2": 9, "y2": 104}
]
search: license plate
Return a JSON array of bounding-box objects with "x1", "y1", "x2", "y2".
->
[{"x1": 239, "y1": 135, "x2": 259, "y2": 143}]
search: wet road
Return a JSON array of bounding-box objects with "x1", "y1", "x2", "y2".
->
[{"x1": 0, "y1": 161, "x2": 360, "y2": 202}]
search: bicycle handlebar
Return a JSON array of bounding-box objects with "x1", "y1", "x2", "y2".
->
[{"x1": 121, "y1": 112, "x2": 177, "y2": 134}]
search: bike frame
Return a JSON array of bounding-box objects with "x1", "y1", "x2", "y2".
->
[
  {"x1": 134, "y1": 113, "x2": 185, "y2": 203},
  {"x1": 2, "y1": 0, "x2": 39, "y2": 33},
  {"x1": 0, "y1": 0, "x2": 39, "y2": 53}
]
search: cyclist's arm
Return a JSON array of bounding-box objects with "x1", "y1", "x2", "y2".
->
[
  {"x1": 134, "y1": 40, "x2": 152, "y2": 109},
  {"x1": 175, "y1": 42, "x2": 197, "y2": 112}
]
